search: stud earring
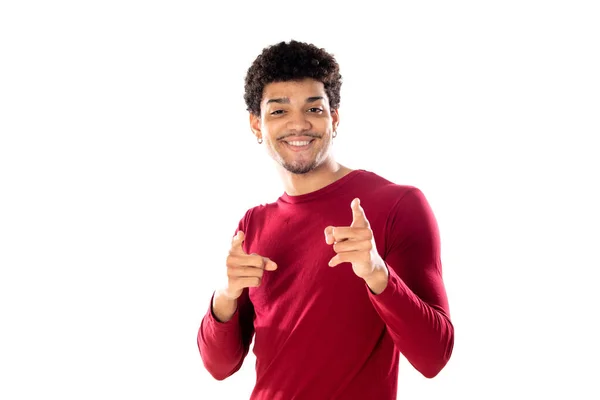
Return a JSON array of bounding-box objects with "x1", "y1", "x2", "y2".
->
[
  {"x1": 257, "y1": 137, "x2": 263, "y2": 144},
  {"x1": 332, "y1": 131, "x2": 337, "y2": 138}
]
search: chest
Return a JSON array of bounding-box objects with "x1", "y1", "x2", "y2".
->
[{"x1": 245, "y1": 210, "x2": 386, "y2": 325}]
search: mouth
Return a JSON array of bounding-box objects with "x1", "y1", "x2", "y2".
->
[{"x1": 281, "y1": 138, "x2": 316, "y2": 152}]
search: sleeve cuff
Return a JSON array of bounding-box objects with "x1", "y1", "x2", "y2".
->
[{"x1": 367, "y1": 262, "x2": 408, "y2": 303}]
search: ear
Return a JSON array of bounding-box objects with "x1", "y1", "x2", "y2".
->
[
  {"x1": 331, "y1": 108, "x2": 340, "y2": 131},
  {"x1": 249, "y1": 113, "x2": 262, "y2": 141}
]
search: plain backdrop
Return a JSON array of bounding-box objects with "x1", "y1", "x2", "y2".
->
[{"x1": 1, "y1": 1, "x2": 599, "y2": 399}]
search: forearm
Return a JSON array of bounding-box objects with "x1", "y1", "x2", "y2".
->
[
  {"x1": 368, "y1": 266, "x2": 454, "y2": 378},
  {"x1": 197, "y1": 291, "x2": 252, "y2": 380}
]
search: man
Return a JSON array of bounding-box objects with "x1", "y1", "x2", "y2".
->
[{"x1": 198, "y1": 40, "x2": 454, "y2": 400}]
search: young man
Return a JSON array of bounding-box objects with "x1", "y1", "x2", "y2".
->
[{"x1": 198, "y1": 40, "x2": 454, "y2": 400}]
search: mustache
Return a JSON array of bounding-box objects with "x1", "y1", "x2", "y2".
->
[{"x1": 278, "y1": 133, "x2": 322, "y2": 140}]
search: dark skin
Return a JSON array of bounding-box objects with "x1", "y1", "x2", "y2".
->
[{"x1": 212, "y1": 78, "x2": 388, "y2": 323}]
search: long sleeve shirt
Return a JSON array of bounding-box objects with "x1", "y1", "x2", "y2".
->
[{"x1": 198, "y1": 169, "x2": 454, "y2": 399}]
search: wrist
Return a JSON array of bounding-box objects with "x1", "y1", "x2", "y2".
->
[
  {"x1": 364, "y1": 263, "x2": 389, "y2": 295},
  {"x1": 212, "y1": 290, "x2": 239, "y2": 323}
]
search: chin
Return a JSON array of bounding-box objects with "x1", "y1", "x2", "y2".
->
[{"x1": 282, "y1": 161, "x2": 318, "y2": 175}]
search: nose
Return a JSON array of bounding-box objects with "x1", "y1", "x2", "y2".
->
[{"x1": 286, "y1": 110, "x2": 311, "y2": 132}]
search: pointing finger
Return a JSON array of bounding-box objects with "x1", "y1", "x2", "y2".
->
[
  {"x1": 231, "y1": 231, "x2": 246, "y2": 254},
  {"x1": 350, "y1": 198, "x2": 369, "y2": 228}
]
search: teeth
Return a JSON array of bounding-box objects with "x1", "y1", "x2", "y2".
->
[{"x1": 287, "y1": 140, "x2": 311, "y2": 146}]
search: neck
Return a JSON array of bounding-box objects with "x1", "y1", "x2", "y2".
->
[{"x1": 278, "y1": 158, "x2": 353, "y2": 196}]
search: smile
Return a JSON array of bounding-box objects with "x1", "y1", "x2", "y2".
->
[
  {"x1": 287, "y1": 140, "x2": 311, "y2": 146},
  {"x1": 282, "y1": 139, "x2": 315, "y2": 152}
]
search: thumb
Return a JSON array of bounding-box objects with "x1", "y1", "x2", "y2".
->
[{"x1": 350, "y1": 198, "x2": 369, "y2": 228}]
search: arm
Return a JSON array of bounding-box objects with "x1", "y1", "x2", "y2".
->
[
  {"x1": 197, "y1": 212, "x2": 261, "y2": 381},
  {"x1": 197, "y1": 288, "x2": 255, "y2": 380},
  {"x1": 367, "y1": 188, "x2": 454, "y2": 378}
]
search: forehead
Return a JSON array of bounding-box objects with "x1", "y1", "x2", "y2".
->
[{"x1": 262, "y1": 78, "x2": 327, "y2": 104}]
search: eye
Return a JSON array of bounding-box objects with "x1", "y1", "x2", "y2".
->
[
  {"x1": 308, "y1": 107, "x2": 323, "y2": 113},
  {"x1": 270, "y1": 110, "x2": 284, "y2": 115}
]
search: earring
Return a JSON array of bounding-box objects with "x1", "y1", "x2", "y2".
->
[
  {"x1": 332, "y1": 131, "x2": 337, "y2": 138},
  {"x1": 257, "y1": 137, "x2": 263, "y2": 144}
]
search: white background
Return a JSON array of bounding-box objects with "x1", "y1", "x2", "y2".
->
[{"x1": 1, "y1": 1, "x2": 599, "y2": 399}]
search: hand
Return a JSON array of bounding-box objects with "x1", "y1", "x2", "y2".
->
[
  {"x1": 221, "y1": 231, "x2": 278, "y2": 300},
  {"x1": 324, "y1": 198, "x2": 388, "y2": 285}
]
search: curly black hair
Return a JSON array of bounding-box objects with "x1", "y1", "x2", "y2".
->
[{"x1": 244, "y1": 40, "x2": 342, "y2": 116}]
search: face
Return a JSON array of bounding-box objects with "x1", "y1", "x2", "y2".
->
[{"x1": 250, "y1": 78, "x2": 339, "y2": 175}]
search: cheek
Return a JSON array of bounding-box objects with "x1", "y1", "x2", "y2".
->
[
  {"x1": 262, "y1": 125, "x2": 281, "y2": 140},
  {"x1": 316, "y1": 119, "x2": 334, "y2": 132}
]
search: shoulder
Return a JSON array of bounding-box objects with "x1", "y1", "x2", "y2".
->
[
  {"x1": 351, "y1": 170, "x2": 439, "y2": 230},
  {"x1": 235, "y1": 201, "x2": 281, "y2": 253},
  {"x1": 236, "y1": 200, "x2": 279, "y2": 231},
  {"x1": 354, "y1": 169, "x2": 422, "y2": 205}
]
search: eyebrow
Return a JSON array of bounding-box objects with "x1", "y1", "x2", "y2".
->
[{"x1": 265, "y1": 96, "x2": 325, "y2": 105}]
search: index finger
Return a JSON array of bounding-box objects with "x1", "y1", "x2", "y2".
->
[
  {"x1": 231, "y1": 231, "x2": 246, "y2": 254},
  {"x1": 350, "y1": 198, "x2": 369, "y2": 228}
]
